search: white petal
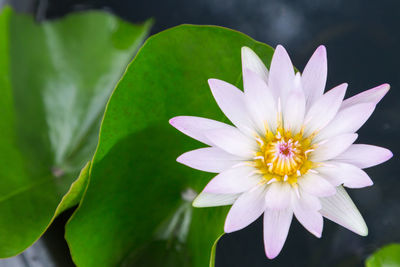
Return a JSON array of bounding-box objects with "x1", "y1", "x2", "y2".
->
[
  {"x1": 203, "y1": 166, "x2": 262, "y2": 194},
  {"x1": 310, "y1": 133, "x2": 358, "y2": 162},
  {"x1": 302, "y1": 45, "x2": 328, "y2": 108},
  {"x1": 177, "y1": 147, "x2": 243, "y2": 173},
  {"x1": 243, "y1": 68, "x2": 277, "y2": 134},
  {"x1": 314, "y1": 167, "x2": 344, "y2": 187},
  {"x1": 297, "y1": 172, "x2": 336, "y2": 197},
  {"x1": 317, "y1": 161, "x2": 373, "y2": 188},
  {"x1": 265, "y1": 182, "x2": 292, "y2": 210},
  {"x1": 340, "y1": 83, "x2": 390, "y2": 110},
  {"x1": 303, "y1": 83, "x2": 347, "y2": 136},
  {"x1": 283, "y1": 73, "x2": 306, "y2": 134},
  {"x1": 241, "y1": 46, "x2": 269, "y2": 83},
  {"x1": 224, "y1": 185, "x2": 267, "y2": 232},
  {"x1": 268, "y1": 45, "x2": 295, "y2": 101},
  {"x1": 169, "y1": 116, "x2": 230, "y2": 146},
  {"x1": 295, "y1": 188, "x2": 322, "y2": 210},
  {"x1": 319, "y1": 185, "x2": 368, "y2": 236},
  {"x1": 291, "y1": 190, "x2": 323, "y2": 237},
  {"x1": 205, "y1": 126, "x2": 257, "y2": 158},
  {"x1": 193, "y1": 191, "x2": 240, "y2": 207},
  {"x1": 263, "y1": 208, "x2": 293, "y2": 259},
  {"x1": 208, "y1": 79, "x2": 255, "y2": 135},
  {"x1": 334, "y1": 144, "x2": 393, "y2": 169},
  {"x1": 315, "y1": 103, "x2": 376, "y2": 141}
]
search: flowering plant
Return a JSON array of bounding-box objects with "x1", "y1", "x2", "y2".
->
[
  {"x1": 171, "y1": 45, "x2": 392, "y2": 258},
  {"x1": 0, "y1": 5, "x2": 393, "y2": 264}
]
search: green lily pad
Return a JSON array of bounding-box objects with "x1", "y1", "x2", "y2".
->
[
  {"x1": 65, "y1": 25, "x2": 274, "y2": 266},
  {"x1": 366, "y1": 243, "x2": 400, "y2": 267},
  {"x1": 0, "y1": 6, "x2": 151, "y2": 257}
]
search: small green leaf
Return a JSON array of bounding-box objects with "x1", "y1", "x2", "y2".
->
[
  {"x1": 366, "y1": 243, "x2": 400, "y2": 267},
  {"x1": 0, "y1": 6, "x2": 151, "y2": 257},
  {"x1": 66, "y1": 25, "x2": 274, "y2": 266}
]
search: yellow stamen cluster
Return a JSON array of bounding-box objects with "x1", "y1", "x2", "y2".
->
[{"x1": 254, "y1": 126, "x2": 316, "y2": 185}]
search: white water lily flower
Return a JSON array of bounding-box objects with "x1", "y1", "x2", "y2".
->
[{"x1": 169, "y1": 45, "x2": 392, "y2": 259}]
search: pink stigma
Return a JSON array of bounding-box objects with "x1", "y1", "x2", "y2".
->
[{"x1": 277, "y1": 141, "x2": 294, "y2": 158}]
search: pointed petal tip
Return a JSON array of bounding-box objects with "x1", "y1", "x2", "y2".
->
[
  {"x1": 274, "y1": 44, "x2": 290, "y2": 56},
  {"x1": 274, "y1": 44, "x2": 291, "y2": 56},
  {"x1": 208, "y1": 78, "x2": 229, "y2": 102},
  {"x1": 335, "y1": 145, "x2": 393, "y2": 169},
  {"x1": 333, "y1": 83, "x2": 348, "y2": 100},
  {"x1": 169, "y1": 117, "x2": 177, "y2": 126},
  {"x1": 378, "y1": 83, "x2": 391, "y2": 99},
  {"x1": 387, "y1": 149, "x2": 394, "y2": 160},
  {"x1": 381, "y1": 83, "x2": 391, "y2": 90},
  {"x1": 372, "y1": 83, "x2": 390, "y2": 95},
  {"x1": 358, "y1": 174, "x2": 374, "y2": 188},
  {"x1": 311, "y1": 230, "x2": 322, "y2": 238},
  {"x1": 208, "y1": 78, "x2": 227, "y2": 91},
  {"x1": 276, "y1": 44, "x2": 285, "y2": 50},
  {"x1": 192, "y1": 194, "x2": 211, "y2": 208},
  {"x1": 265, "y1": 249, "x2": 279, "y2": 260},
  {"x1": 301, "y1": 44, "x2": 328, "y2": 106},
  {"x1": 207, "y1": 78, "x2": 218, "y2": 87},
  {"x1": 241, "y1": 46, "x2": 254, "y2": 61},
  {"x1": 192, "y1": 198, "x2": 201, "y2": 208},
  {"x1": 175, "y1": 152, "x2": 196, "y2": 168},
  {"x1": 308, "y1": 45, "x2": 326, "y2": 63},
  {"x1": 340, "y1": 83, "x2": 390, "y2": 109},
  {"x1": 241, "y1": 46, "x2": 252, "y2": 53},
  {"x1": 241, "y1": 46, "x2": 269, "y2": 85},
  {"x1": 169, "y1": 116, "x2": 190, "y2": 128},
  {"x1": 366, "y1": 83, "x2": 391, "y2": 101},
  {"x1": 364, "y1": 146, "x2": 393, "y2": 166},
  {"x1": 169, "y1": 115, "x2": 200, "y2": 131},
  {"x1": 176, "y1": 153, "x2": 185, "y2": 164},
  {"x1": 323, "y1": 83, "x2": 347, "y2": 99},
  {"x1": 354, "y1": 221, "x2": 368, "y2": 236},
  {"x1": 351, "y1": 224, "x2": 368, "y2": 236},
  {"x1": 316, "y1": 45, "x2": 327, "y2": 54},
  {"x1": 356, "y1": 215, "x2": 369, "y2": 236},
  {"x1": 359, "y1": 226, "x2": 368, "y2": 236},
  {"x1": 169, "y1": 116, "x2": 189, "y2": 130}
]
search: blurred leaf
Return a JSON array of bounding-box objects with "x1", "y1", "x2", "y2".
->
[
  {"x1": 366, "y1": 243, "x2": 400, "y2": 267},
  {"x1": 65, "y1": 25, "x2": 274, "y2": 266},
  {"x1": 0, "y1": 6, "x2": 151, "y2": 257}
]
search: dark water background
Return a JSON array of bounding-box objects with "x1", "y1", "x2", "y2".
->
[{"x1": 4, "y1": 0, "x2": 400, "y2": 266}]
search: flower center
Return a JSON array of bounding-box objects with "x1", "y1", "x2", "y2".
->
[
  {"x1": 254, "y1": 129, "x2": 315, "y2": 185},
  {"x1": 265, "y1": 137, "x2": 304, "y2": 176},
  {"x1": 278, "y1": 143, "x2": 292, "y2": 156}
]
